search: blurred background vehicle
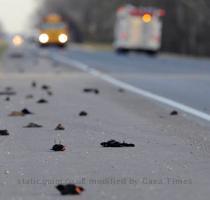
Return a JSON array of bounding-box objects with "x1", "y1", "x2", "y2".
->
[
  {"x1": 7, "y1": 34, "x2": 25, "y2": 57},
  {"x1": 114, "y1": 5, "x2": 165, "y2": 55},
  {"x1": 12, "y1": 35, "x2": 24, "y2": 47},
  {"x1": 38, "y1": 14, "x2": 69, "y2": 48}
]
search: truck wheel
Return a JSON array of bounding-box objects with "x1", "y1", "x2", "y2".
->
[
  {"x1": 115, "y1": 48, "x2": 129, "y2": 55},
  {"x1": 146, "y1": 50, "x2": 158, "y2": 56}
]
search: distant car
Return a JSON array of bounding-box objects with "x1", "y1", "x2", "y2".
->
[
  {"x1": 8, "y1": 34, "x2": 25, "y2": 58},
  {"x1": 114, "y1": 5, "x2": 165, "y2": 55}
]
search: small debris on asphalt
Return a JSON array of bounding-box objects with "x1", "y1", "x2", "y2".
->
[
  {"x1": 47, "y1": 91, "x2": 53, "y2": 96},
  {"x1": 5, "y1": 87, "x2": 13, "y2": 91},
  {"x1": 56, "y1": 184, "x2": 84, "y2": 195},
  {"x1": 0, "y1": 130, "x2": 10, "y2": 136},
  {"x1": 31, "y1": 81, "x2": 37, "y2": 88},
  {"x1": 79, "y1": 111, "x2": 88, "y2": 117},
  {"x1": 4, "y1": 170, "x2": 10, "y2": 175},
  {"x1": 37, "y1": 99, "x2": 48, "y2": 104},
  {"x1": 170, "y1": 110, "x2": 178, "y2": 116},
  {"x1": 118, "y1": 88, "x2": 125, "y2": 93},
  {"x1": 94, "y1": 89, "x2": 99, "y2": 94},
  {"x1": 51, "y1": 144, "x2": 65, "y2": 151},
  {"x1": 55, "y1": 124, "x2": 65, "y2": 130},
  {"x1": 9, "y1": 111, "x2": 25, "y2": 117},
  {"x1": 5, "y1": 97, "x2": 10, "y2": 101},
  {"x1": 21, "y1": 108, "x2": 33, "y2": 115},
  {"x1": 101, "y1": 140, "x2": 135, "y2": 147},
  {"x1": 26, "y1": 94, "x2": 34, "y2": 99},
  {"x1": 23, "y1": 123, "x2": 43, "y2": 128},
  {"x1": 41, "y1": 85, "x2": 50, "y2": 90},
  {"x1": 83, "y1": 88, "x2": 99, "y2": 94},
  {"x1": 10, "y1": 53, "x2": 23, "y2": 58}
]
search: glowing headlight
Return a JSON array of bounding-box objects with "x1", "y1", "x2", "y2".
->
[
  {"x1": 12, "y1": 35, "x2": 24, "y2": 46},
  {"x1": 58, "y1": 34, "x2": 68, "y2": 43},
  {"x1": 39, "y1": 33, "x2": 49, "y2": 44}
]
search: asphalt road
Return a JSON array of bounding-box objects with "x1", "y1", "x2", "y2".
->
[
  {"x1": 59, "y1": 47, "x2": 210, "y2": 115},
  {"x1": 1, "y1": 44, "x2": 210, "y2": 200}
]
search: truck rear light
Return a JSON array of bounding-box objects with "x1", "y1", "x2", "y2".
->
[{"x1": 142, "y1": 14, "x2": 152, "y2": 23}]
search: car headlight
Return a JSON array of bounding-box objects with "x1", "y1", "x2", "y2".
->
[
  {"x1": 12, "y1": 35, "x2": 24, "y2": 46},
  {"x1": 39, "y1": 33, "x2": 49, "y2": 44},
  {"x1": 58, "y1": 34, "x2": 68, "y2": 43}
]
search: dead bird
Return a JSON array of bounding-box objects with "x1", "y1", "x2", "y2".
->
[
  {"x1": 41, "y1": 85, "x2": 50, "y2": 90},
  {"x1": 56, "y1": 184, "x2": 84, "y2": 195},
  {"x1": 79, "y1": 111, "x2": 88, "y2": 117},
  {"x1": 31, "y1": 81, "x2": 37, "y2": 88},
  {"x1": 55, "y1": 124, "x2": 65, "y2": 130},
  {"x1": 51, "y1": 144, "x2": 66, "y2": 151},
  {"x1": 0, "y1": 86, "x2": 15, "y2": 95},
  {"x1": 0, "y1": 91, "x2": 16, "y2": 96},
  {"x1": 23, "y1": 123, "x2": 43, "y2": 128},
  {"x1": 170, "y1": 110, "x2": 178, "y2": 116},
  {"x1": 37, "y1": 99, "x2": 48, "y2": 104},
  {"x1": 83, "y1": 88, "x2": 99, "y2": 94},
  {"x1": 21, "y1": 108, "x2": 33, "y2": 115},
  {"x1": 9, "y1": 108, "x2": 33, "y2": 116},
  {"x1": 83, "y1": 88, "x2": 92, "y2": 93},
  {"x1": 0, "y1": 130, "x2": 10, "y2": 136},
  {"x1": 101, "y1": 140, "x2": 135, "y2": 147},
  {"x1": 9, "y1": 111, "x2": 25, "y2": 117}
]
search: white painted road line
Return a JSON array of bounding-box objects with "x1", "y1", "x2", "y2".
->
[{"x1": 51, "y1": 54, "x2": 210, "y2": 122}]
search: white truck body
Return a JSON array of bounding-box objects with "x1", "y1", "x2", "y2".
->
[{"x1": 114, "y1": 5, "x2": 165, "y2": 53}]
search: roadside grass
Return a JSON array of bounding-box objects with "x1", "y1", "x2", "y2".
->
[
  {"x1": 0, "y1": 40, "x2": 7, "y2": 74},
  {"x1": 0, "y1": 40, "x2": 7, "y2": 58},
  {"x1": 75, "y1": 42, "x2": 113, "y2": 51}
]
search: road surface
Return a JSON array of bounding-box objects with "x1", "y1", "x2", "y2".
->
[
  {"x1": 58, "y1": 47, "x2": 210, "y2": 115},
  {"x1": 0, "y1": 45, "x2": 210, "y2": 200}
]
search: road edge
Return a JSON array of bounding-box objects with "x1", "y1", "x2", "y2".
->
[{"x1": 49, "y1": 53, "x2": 210, "y2": 122}]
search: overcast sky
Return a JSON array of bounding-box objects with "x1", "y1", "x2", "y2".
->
[{"x1": 0, "y1": 0, "x2": 42, "y2": 33}]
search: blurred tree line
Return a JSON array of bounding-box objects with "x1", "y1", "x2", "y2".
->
[{"x1": 36, "y1": 0, "x2": 210, "y2": 56}]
